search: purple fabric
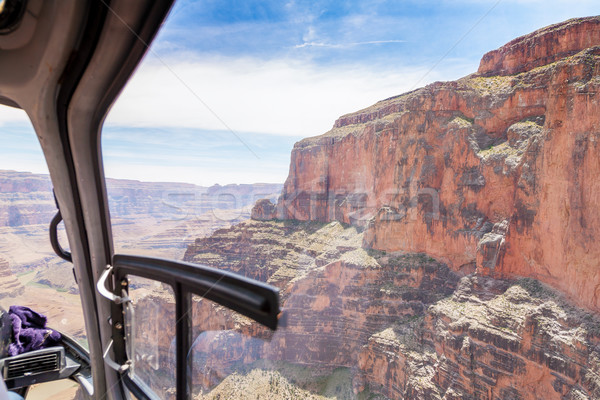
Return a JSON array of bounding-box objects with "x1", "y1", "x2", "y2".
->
[{"x1": 7, "y1": 306, "x2": 61, "y2": 357}]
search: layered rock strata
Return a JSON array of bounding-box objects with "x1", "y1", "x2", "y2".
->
[
  {"x1": 0, "y1": 257, "x2": 23, "y2": 299},
  {"x1": 181, "y1": 220, "x2": 600, "y2": 399},
  {"x1": 261, "y1": 16, "x2": 600, "y2": 312}
]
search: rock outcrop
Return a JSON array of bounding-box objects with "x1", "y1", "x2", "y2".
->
[
  {"x1": 250, "y1": 198, "x2": 277, "y2": 221},
  {"x1": 478, "y1": 17, "x2": 600, "y2": 76},
  {"x1": 267, "y1": 16, "x2": 600, "y2": 312},
  {"x1": 0, "y1": 257, "x2": 23, "y2": 299},
  {"x1": 181, "y1": 220, "x2": 600, "y2": 399}
]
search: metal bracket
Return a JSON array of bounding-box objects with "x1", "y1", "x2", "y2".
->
[
  {"x1": 97, "y1": 265, "x2": 130, "y2": 304},
  {"x1": 102, "y1": 339, "x2": 131, "y2": 373}
]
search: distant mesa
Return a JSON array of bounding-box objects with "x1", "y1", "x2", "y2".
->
[{"x1": 0, "y1": 257, "x2": 24, "y2": 299}]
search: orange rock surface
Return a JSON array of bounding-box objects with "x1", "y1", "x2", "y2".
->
[
  {"x1": 268, "y1": 16, "x2": 600, "y2": 312},
  {"x1": 184, "y1": 220, "x2": 600, "y2": 399}
]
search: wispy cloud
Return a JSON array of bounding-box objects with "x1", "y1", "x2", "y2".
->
[
  {"x1": 295, "y1": 39, "x2": 407, "y2": 49},
  {"x1": 106, "y1": 54, "x2": 467, "y2": 138},
  {"x1": 102, "y1": 127, "x2": 297, "y2": 185},
  {"x1": 0, "y1": 106, "x2": 30, "y2": 127}
]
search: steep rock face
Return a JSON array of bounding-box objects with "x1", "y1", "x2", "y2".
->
[
  {"x1": 181, "y1": 220, "x2": 600, "y2": 399},
  {"x1": 271, "y1": 17, "x2": 600, "y2": 312},
  {"x1": 479, "y1": 17, "x2": 600, "y2": 76},
  {"x1": 356, "y1": 274, "x2": 600, "y2": 400},
  {"x1": 184, "y1": 221, "x2": 460, "y2": 397},
  {"x1": 425, "y1": 277, "x2": 600, "y2": 400}
]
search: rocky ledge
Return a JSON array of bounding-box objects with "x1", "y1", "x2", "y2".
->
[
  {"x1": 179, "y1": 220, "x2": 600, "y2": 399},
  {"x1": 256, "y1": 16, "x2": 600, "y2": 313},
  {"x1": 164, "y1": 17, "x2": 600, "y2": 400}
]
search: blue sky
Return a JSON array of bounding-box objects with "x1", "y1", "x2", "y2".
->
[{"x1": 1, "y1": 1, "x2": 598, "y2": 185}]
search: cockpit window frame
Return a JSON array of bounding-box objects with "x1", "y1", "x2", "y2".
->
[{"x1": 107, "y1": 253, "x2": 280, "y2": 399}]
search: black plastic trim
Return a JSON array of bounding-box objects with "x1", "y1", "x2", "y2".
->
[
  {"x1": 111, "y1": 254, "x2": 280, "y2": 400},
  {"x1": 113, "y1": 254, "x2": 280, "y2": 329},
  {"x1": 175, "y1": 284, "x2": 188, "y2": 400},
  {"x1": 122, "y1": 374, "x2": 161, "y2": 400}
]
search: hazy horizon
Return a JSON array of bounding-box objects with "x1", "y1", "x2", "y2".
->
[
  {"x1": 0, "y1": 167, "x2": 284, "y2": 187},
  {"x1": 1, "y1": 1, "x2": 598, "y2": 185}
]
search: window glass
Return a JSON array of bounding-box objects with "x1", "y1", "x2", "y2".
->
[
  {"x1": 126, "y1": 275, "x2": 176, "y2": 398},
  {"x1": 101, "y1": 2, "x2": 600, "y2": 400},
  {"x1": 0, "y1": 105, "x2": 85, "y2": 399},
  {"x1": 188, "y1": 294, "x2": 362, "y2": 399}
]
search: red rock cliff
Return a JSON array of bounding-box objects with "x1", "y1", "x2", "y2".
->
[
  {"x1": 184, "y1": 220, "x2": 600, "y2": 399},
  {"x1": 269, "y1": 16, "x2": 600, "y2": 312}
]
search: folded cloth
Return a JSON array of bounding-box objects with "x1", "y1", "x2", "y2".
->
[{"x1": 7, "y1": 306, "x2": 61, "y2": 357}]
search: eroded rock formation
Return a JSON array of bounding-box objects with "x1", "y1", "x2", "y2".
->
[
  {"x1": 260, "y1": 16, "x2": 600, "y2": 312},
  {"x1": 0, "y1": 257, "x2": 23, "y2": 299},
  {"x1": 182, "y1": 220, "x2": 600, "y2": 399}
]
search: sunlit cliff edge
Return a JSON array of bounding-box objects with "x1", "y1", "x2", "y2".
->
[
  {"x1": 254, "y1": 16, "x2": 600, "y2": 314},
  {"x1": 172, "y1": 16, "x2": 600, "y2": 399}
]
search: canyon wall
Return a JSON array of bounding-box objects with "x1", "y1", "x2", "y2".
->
[
  {"x1": 183, "y1": 220, "x2": 600, "y2": 399},
  {"x1": 0, "y1": 169, "x2": 280, "y2": 288},
  {"x1": 141, "y1": 16, "x2": 600, "y2": 400},
  {"x1": 265, "y1": 16, "x2": 600, "y2": 312},
  {"x1": 0, "y1": 171, "x2": 55, "y2": 227}
]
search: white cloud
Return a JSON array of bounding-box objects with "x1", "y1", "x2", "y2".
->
[
  {"x1": 106, "y1": 55, "x2": 470, "y2": 137},
  {"x1": 302, "y1": 26, "x2": 317, "y2": 42},
  {"x1": 295, "y1": 39, "x2": 407, "y2": 49},
  {"x1": 0, "y1": 105, "x2": 30, "y2": 127}
]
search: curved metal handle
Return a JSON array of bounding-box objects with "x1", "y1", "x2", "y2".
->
[
  {"x1": 49, "y1": 210, "x2": 72, "y2": 262},
  {"x1": 97, "y1": 265, "x2": 130, "y2": 304},
  {"x1": 103, "y1": 339, "x2": 131, "y2": 373}
]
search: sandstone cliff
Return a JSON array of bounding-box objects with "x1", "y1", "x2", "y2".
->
[
  {"x1": 264, "y1": 16, "x2": 600, "y2": 313},
  {"x1": 182, "y1": 220, "x2": 600, "y2": 399},
  {"x1": 173, "y1": 17, "x2": 600, "y2": 399}
]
